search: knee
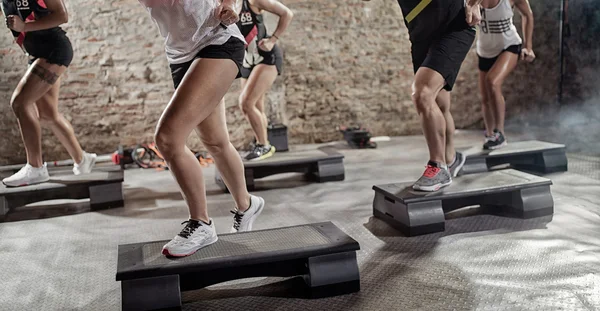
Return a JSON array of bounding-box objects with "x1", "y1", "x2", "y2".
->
[
  {"x1": 154, "y1": 127, "x2": 179, "y2": 160},
  {"x1": 412, "y1": 86, "x2": 437, "y2": 114},
  {"x1": 10, "y1": 95, "x2": 27, "y2": 115},
  {"x1": 238, "y1": 93, "x2": 254, "y2": 115},
  {"x1": 38, "y1": 111, "x2": 60, "y2": 125},
  {"x1": 485, "y1": 76, "x2": 503, "y2": 94},
  {"x1": 201, "y1": 136, "x2": 230, "y2": 157}
]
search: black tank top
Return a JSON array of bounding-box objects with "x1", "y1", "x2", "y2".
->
[
  {"x1": 1, "y1": 0, "x2": 62, "y2": 49},
  {"x1": 236, "y1": 0, "x2": 267, "y2": 46}
]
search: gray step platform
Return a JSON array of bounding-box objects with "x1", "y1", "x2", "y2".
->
[
  {"x1": 373, "y1": 169, "x2": 554, "y2": 236},
  {"x1": 0, "y1": 168, "x2": 124, "y2": 221},
  {"x1": 215, "y1": 147, "x2": 345, "y2": 191},
  {"x1": 461, "y1": 140, "x2": 568, "y2": 175},
  {"x1": 116, "y1": 222, "x2": 360, "y2": 311}
]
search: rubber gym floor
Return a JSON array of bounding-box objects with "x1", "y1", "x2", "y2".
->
[{"x1": 1, "y1": 130, "x2": 599, "y2": 311}]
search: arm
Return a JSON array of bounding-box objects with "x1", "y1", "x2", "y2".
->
[
  {"x1": 8, "y1": 0, "x2": 68, "y2": 33},
  {"x1": 251, "y1": 0, "x2": 293, "y2": 41},
  {"x1": 514, "y1": 0, "x2": 534, "y2": 50},
  {"x1": 465, "y1": 0, "x2": 484, "y2": 26},
  {"x1": 25, "y1": 0, "x2": 68, "y2": 31}
]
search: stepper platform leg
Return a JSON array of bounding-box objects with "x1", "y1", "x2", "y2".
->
[
  {"x1": 304, "y1": 251, "x2": 360, "y2": 298},
  {"x1": 316, "y1": 158, "x2": 345, "y2": 182},
  {"x1": 373, "y1": 192, "x2": 445, "y2": 236},
  {"x1": 89, "y1": 182, "x2": 124, "y2": 210},
  {"x1": 121, "y1": 275, "x2": 181, "y2": 311}
]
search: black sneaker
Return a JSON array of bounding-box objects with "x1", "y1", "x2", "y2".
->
[
  {"x1": 484, "y1": 129, "x2": 507, "y2": 150},
  {"x1": 244, "y1": 144, "x2": 276, "y2": 161}
]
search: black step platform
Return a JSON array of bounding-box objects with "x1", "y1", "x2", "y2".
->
[
  {"x1": 0, "y1": 167, "x2": 124, "y2": 221},
  {"x1": 461, "y1": 140, "x2": 568, "y2": 175},
  {"x1": 116, "y1": 222, "x2": 360, "y2": 311},
  {"x1": 215, "y1": 147, "x2": 345, "y2": 191},
  {"x1": 373, "y1": 169, "x2": 554, "y2": 236}
]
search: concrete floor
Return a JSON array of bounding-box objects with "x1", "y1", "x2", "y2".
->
[{"x1": 0, "y1": 131, "x2": 599, "y2": 311}]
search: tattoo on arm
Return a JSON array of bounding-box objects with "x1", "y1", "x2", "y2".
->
[{"x1": 31, "y1": 65, "x2": 59, "y2": 85}]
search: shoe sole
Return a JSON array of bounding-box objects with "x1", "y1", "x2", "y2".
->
[
  {"x1": 488, "y1": 141, "x2": 508, "y2": 150},
  {"x1": 2, "y1": 177, "x2": 50, "y2": 188},
  {"x1": 412, "y1": 179, "x2": 452, "y2": 192},
  {"x1": 249, "y1": 148, "x2": 276, "y2": 162},
  {"x1": 451, "y1": 154, "x2": 467, "y2": 178},
  {"x1": 232, "y1": 196, "x2": 265, "y2": 233},
  {"x1": 162, "y1": 235, "x2": 218, "y2": 258}
]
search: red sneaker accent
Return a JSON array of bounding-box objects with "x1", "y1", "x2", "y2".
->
[{"x1": 423, "y1": 165, "x2": 440, "y2": 178}]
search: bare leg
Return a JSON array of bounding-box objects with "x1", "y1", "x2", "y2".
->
[
  {"x1": 154, "y1": 58, "x2": 249, "y2": 223},
  {"x1": 255, "y1": 93, "x2": 269, "y2": 133},
  {"x1": 239, "y1": 64, "x2": 277, "y2": 146},
  {"x1": 486, "y1": 52, "x2": 519, "y2": 134},
  {"x1": 36, "y1": 77, "x2": 84, "y2": 164},
  {"x1": 479, "y1": 70, "x2": 495, "y2": 136},
  {"x1": 10, "y1": 59, "x2": 67, "y2": 168},
  {"x1": 413, "y1": 67, "x2": 447, "y2": 164},
  {"x1": 436, "y1": 90, "x2": 455, "y2": 164},
  {"x1": 195, "y1": 100, "x2": 250, "y2": 211}
]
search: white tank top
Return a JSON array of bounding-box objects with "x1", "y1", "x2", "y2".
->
[
  {"x1": 476, "y1": 0, "x2": 522, "y2": 58},
  {"x1": 139, "y1": 0, "x2": 245, "y2": 64}
]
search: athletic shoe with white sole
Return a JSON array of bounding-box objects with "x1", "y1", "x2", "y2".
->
[
  {"x1": 448, "y1": 151, "x2": 466, "y2": 178},
  {"x1": 73, "y1": 152, "x2": 97, "y2": 175},
  {"x1": 230, "y1": 194, "x2": 265, "y2": 233},
  {"x1": 162, "y1": 219, "x2": 218, "y2": 257},
  {"x1": 2, "y1": 163, "x2": 50, "y2": 187},
  {"x1": 413, "y1": 161, "x2": 452, "y2": 192}
]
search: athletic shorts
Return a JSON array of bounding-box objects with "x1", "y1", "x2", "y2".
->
[
  {"x1": 25, "y1": 30, "x2": 73, "y2": 67},
  {"x1": 169, "y1": 37, "x2": 245, "y2": 89},
  {"x1": 478, "y1": 44, "x2": 522, "y2": 72},
  {"x1": 240, "y1": 43, "x2": 283, "y2": 79},
  {"x1": 410, "y1": 8, "x2": 476, "y2": 91}
]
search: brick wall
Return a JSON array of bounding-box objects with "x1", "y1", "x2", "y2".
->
[{"x1": 0, "y1": 0, "x2": 560, "y2": 164}]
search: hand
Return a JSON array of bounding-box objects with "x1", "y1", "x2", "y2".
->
[
  {"x1": 215, "y1": 0, "x2": 239, "y2": 26},
  {"x1": 465, "y1": 4, "x2": 482, "y2": 27},
  {"x1": 520, "y1": 48, "x2": 536, "y2": 63},
  {"x1": 258, "y1": 38, "x2": 275, "y2": 52},
  {"x1": 6, "y1": 15, "x2": 25, "y2": 32}
]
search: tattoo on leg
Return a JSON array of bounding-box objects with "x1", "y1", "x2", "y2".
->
[{"x1": 31, "y1": 66, "x2": 59, "y2": 85}]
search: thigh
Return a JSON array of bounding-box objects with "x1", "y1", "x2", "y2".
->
[
  {"x1": 195, "y1": 99, "x2": 229, "y2": 146},
  {"x1": 487, "y1": 51, "x2": 519, "y2": 85},
  {"x1": 12, "y1": 59, "x2": 67, "y2": 105},
  {"x1": 35, "y1": 77, "x2": 62, "y2": 118},
  {"x1": 414, "y1": 67, "x2": 446, "y2": 96},
  {"x1": 158, "y1": 58, "x2": 238, "y2": 140},
  {"x1": 240, "y1": 64, "x2": 277, "y2": 103}
]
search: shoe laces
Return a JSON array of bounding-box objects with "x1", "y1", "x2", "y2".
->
[
  {"x1": 230, "y1": 210, "x2": 244, "y2": 231},
  {"x1": 423, "y1": 165, "x2": 441, "y2": 178},
  {"x1": 178, "y1": 220, "x2": 201, "y2": 239}
]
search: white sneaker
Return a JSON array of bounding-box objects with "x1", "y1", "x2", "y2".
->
[
  {"x1": 162, "y1": 219, "x2": 218, "y2": 257},
  {"x1": 2, "y1": 163, "x2": 50, "y2": 187},
  {"x1": 230, "y1": 195, "x2": 265, "y2": 233},
  {"x1": 73, "y1": 152, "x2": 97, "y2": 175}
]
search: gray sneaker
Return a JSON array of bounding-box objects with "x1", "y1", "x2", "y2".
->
[
  {"x1": 413, "y1": 161, "x2": 452, "y2": 192},
  {"x1": 448, "y1": 152, "x2": 466, "y2": 177}
]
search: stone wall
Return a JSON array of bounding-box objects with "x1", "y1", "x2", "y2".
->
[{"x1": 0, "y1": 0, "x2": 561, "y2": 164}]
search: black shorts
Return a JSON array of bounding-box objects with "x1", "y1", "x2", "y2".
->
[
  {"x1": 478, "y1": 44, "x2": 522, "y2": 72},
  {"x1": 240, "y1": 43, "x2": 283, "y2": 79},
  {"x1": 24, "y1": 30, "x2": 73, "y2": 67},
  {"x1": 410, "y1": 8, "x2": 476, "y2": 91},
  {"x1": 170, "y1": 37, "x2": 245, "y2": 89}
]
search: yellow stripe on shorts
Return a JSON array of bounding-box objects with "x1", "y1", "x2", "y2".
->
[{"x1": 405, "y1": 0, "x2": 433, "y2": 24}]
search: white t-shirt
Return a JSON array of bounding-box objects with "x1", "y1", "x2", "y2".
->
[
  {"x1": 139, "y1": 0, "x2": 245, "y2": 64},
  {"x1": 476, "y1": 0, "x2": 523, "y2": 58}
]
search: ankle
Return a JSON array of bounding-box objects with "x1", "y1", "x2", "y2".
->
[
  {"x1": 190, "y1": 217, "x2": 211, "y2": 225},
  {"x1": 236, "y1": 195, "x2": 252, "y2": 212}
]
